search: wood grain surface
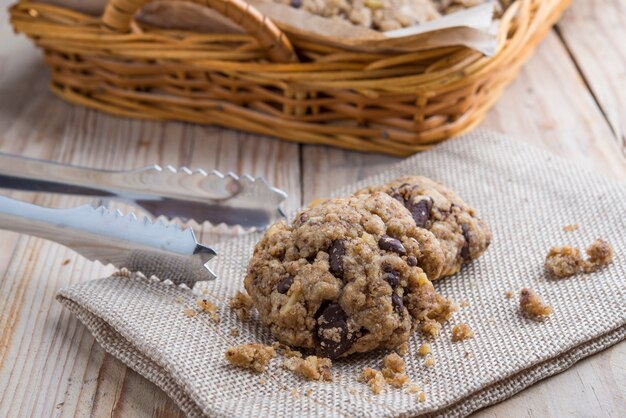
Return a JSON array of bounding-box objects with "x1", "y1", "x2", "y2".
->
[{"x1": 0, "y1": 0, "x2": 625, "y2": 416}]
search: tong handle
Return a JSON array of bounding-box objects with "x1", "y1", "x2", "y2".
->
[
  {"x1": 0, "y1": 195, "x2": 218, "y2": 285},
  {"x1": 0, "y1": 194, "x2": 71, "y2": 244},
  {"x1": 0, "y1": 152, "x2": 239, "y2": 201},
  {"x1": 0, "y1": 153, "x2": 110, "y2": 193}
]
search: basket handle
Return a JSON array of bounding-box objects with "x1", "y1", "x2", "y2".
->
[{"x1": 102, "y1": 0, "x2": 297, "y2": 62}]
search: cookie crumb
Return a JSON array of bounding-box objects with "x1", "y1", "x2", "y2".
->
[
  {"x1": 505, "y1": 291, "x2": 514, "y2": 299},
  {"x1": 583, "y1": 239, "x2": 614, "y2": 271},
  {"x1": 230, "y1": 291, "x2": 254, "y2": 320},
  {"x1": 459, "y1": 300, "x2": 469, "y2": 308},
  {"x1": 283, "y1": 356, "x2": 332, "y2": 381},
  {"x1": 359, "y1": 353, "x2": 415, "y2": 394},
  {"x1": 424, "y1": 356, "x2": 435, "y2": 368},
  {"x1": 545, "y1": 246, "x2": 583, "y2": 278},
  {"x1": 545, "y1": 239, "x2": 614, "y2": 278},
  {"x1": 175, "y1": 295, "x2": 184, "y2": 303},
  {"x1": 259, "y1": 377, "x2": 266, "y2": 385},
  {"x1": 417, "y1": 343, "x2": 431, "y2": 356},
  {"x1": 421, "y1": 320, "x2": 442, "y2": 338},
  {"x1": 225, "y1": 343, "x2": 275, "y2": 373},
  {"x1": 290, "y1": 388, "x2": 298, "y2": 397},
  {"x1": 305, "y1": 389, "x2": 313, "y2": 396},
  {"x1": 563, "y1": 223, "x2": 580, "y2": 232},
  {"x1": 464, "y1": 351, "x2": 472, "y2": 358},
  {"x1": 383, "y1": 353, "x2": 405, "y2": 373},
  {"x1": 348, "y1": 388, "x2": 357, "y2": 395},
  {"x1": 382, "y1": 353, "x2": 410, "y2": 388},
  {"x1": 451, "y1": 323, "x2": 475, "y2": 342},
  {"x1": 519, "y1": 288, "x2": 553, "y2": 321},
  {"x1": 359, "y1": 368, "x2": 386, "y2": 394},
  {"x1": 230, "y1": 329, "x2": 240, "y2": 337},
  {"x1": 406, "y1": 384, "x2": 421, "y2": 394},
  {"x1": 197, "y1": 299, "x2": 218, "y2": 313},
  {"x1": 62, "y1": 259, "x2": 71, "y2": 266},
  {"x1": 273, "y1": 342, "x2": 304, "y2": 358},
  {"x1": 418, "y1": 391, "x2": 427, "y2": 402},
  {"x1": 397, "y1": 342, "x2": 409, "y2": 356},
  {"x1": 183, "y1": 308, "x2": 196, "y2": 318}
]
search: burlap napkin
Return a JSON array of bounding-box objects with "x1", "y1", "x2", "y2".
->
[{"x1": 57, "y1": 131, "x2": 626, "y2": 418}]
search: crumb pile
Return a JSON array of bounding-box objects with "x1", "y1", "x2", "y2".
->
[
  {"x1": 225, "y1": 343, "x2": 276, "y2": 372},
  {"x1": 283, "y1": 356, "x2": 333, "y2": 381},
  {"x1": 359, "y1": 353, "x2": 421, "y2": 395},
  {"x1": 545, "y1": 239, "x2": 614, "y2": 278}
]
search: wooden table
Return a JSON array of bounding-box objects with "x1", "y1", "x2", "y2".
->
[{"x1": 1, "y1": 1, "x2": 624, "y2": 416}]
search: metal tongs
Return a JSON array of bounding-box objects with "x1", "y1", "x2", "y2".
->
[{"x1": 0, "y1": 153, "x2": 288, "y2": 285}]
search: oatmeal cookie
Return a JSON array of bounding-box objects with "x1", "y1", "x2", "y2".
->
[
  {"x1": 244, "y1": 192, "x2": 457, "y2": 359},
  {"x1": 274, "y1": 0, "x2": 440, "y2": 31},
  {"x1": 357, "y1": 176, "x2": 492, "y2": 278}
]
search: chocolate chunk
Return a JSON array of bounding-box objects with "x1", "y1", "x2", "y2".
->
[
  {"x1": 298, "y1": 212, "x2": 309, "y2": 224},
  {"x1": 382, "y1": 270, "x2": 400, "y2": 287},
  {"x1": 406, "y1": 198, "x2": 433, "y2": 228},
  {"x1": 378, "y1": 235, "x2": 406, "y2": 255},
  {"x1": 406, "y1": 255, "x2": 418, "y2": 266},
  {"x1": 277, "y1": 275, "x2": 294, "y2": 294},
  {"x1": 328, "y1": 239, "x2": 346, "y2": 278},
  {"x1": 389, "y1": 187, "x2": 404, "y2": 203},
  {"x1": 382, "y1": 263, "x2": 394, "y2": 272},
  {"x1": 392, "y1": 294, "x2": 404, "y2": 315},
  {"x1": 290, "y1": 0, "x2": 302, "y2": 7},
  {"x1": 461, "y1": 224, "x2": 471, "y2": 261},
  {"x1": 315, "y1": 302, "x2": 353, "y2": 359}
]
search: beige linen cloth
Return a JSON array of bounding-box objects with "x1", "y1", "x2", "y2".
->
[{"x1": 57, "y1": 131, "x2": 626, "y2": 418}]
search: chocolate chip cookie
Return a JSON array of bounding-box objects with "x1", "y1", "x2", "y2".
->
[
  {"x1": 244, "y1": 192, "x2": 457, "y2": 359},
  {"x1": 356, "y1": 176, "x2": 491, "y2": 278}
]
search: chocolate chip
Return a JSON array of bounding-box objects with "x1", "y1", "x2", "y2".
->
[
  {"x1": 406, "y1": 198, "x2": 433, "y2": 228},
  {"x1": 277, "y1": 275, "x2": 294, "y2": 294},
  {"x1": 392, "y1": 294, "x2": 404, "y2": 315},
  {"x1": 315, "y1": 302, "x2": 353, "y2": 359},
  {"x1": 378, "y1": 235, "x2": 406, "y2": 255},
  {"x1": 389, "y1": 187, "x2": 404, "y2": 203},
  {"x1": 382, "y1": 270, "x2": 400, "y2": 287},
  {"x1": 461, "y1": 224, "x2": 471, "y2": 261},
  {"x1": 290, "y1": 0, "x2": 302, "y2": 7},
  {"x1": 328, "y1": 239, "x2": 346, "y2": 278},
  {"x1": 406, "y1": 255, "x2": 418, "y2": 266}
]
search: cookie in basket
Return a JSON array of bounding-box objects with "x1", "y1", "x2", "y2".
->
[{"x1": 272, "y1": 0, "x2": 497, "y2": 31}]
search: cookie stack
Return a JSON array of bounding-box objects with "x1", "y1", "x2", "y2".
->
[{"x1": 245, "y1": 176, "x2": 491, "y2": 358}]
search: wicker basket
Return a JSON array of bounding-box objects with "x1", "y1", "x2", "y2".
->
[{"x1": 10, "y1": 0, "x2": 570, "y2": 156}]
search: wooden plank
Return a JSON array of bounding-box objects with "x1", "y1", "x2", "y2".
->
[
  {"x1": 301, "y1": 29, "x2": 626, "y2": 417},
  {"x1": 557, "y1": 0, "x2": 626, "y2": 151},
  {"x1": 0, "y1": 3, "x2": 302, "y2": 416},
  {"x1": 481, "y1": 32, "x2": 626, "y2": 180}
]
